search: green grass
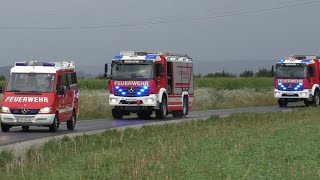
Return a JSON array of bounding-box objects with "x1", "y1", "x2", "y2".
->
[
  {"x1": 2, "y1": 108, "x2": 320, "y2": 179},
  {"x1": 194, "y1": 77, "x2": 273, "y2": 90}
]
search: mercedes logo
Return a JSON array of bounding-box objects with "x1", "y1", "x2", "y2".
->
[
  {"x1": 21, "y1": 108, "x2": 28, "y2": 114},
  {"x1": 128, "y1": 87, "x2": 135, "y2": 93},
  {"x1": 288, "y1": 84, "x2": 292, "y2": 88}
]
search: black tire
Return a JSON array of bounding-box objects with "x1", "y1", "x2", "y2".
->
[
  {"x1": 156, "y1": 97, "x2": 167, "y2": 119},
  {"x1": 112, "y1": 109, "x2": 123, "y2": 119},
  {"x1": 67, "y1": 113, "x2": 76, "y2": 130},
  {"x1": 278, "y1": 99, "x2": 288, "y2": 107},
  {"x1": 1, "y1": 123, "x2": 10, "y2": 132},
  {"x1": 22, "y1": 126, "x2": 29, "y2": 130},
  {"x1": 49, "y1": 114, "x2": 59, "y2": 132},
  {"x1": 172, "y1": 97, "x2": 188, "y2": 118},
  {"x1": 182, "y1": 97, "x2": 188, "y2": 117},
  {"x1": 312, "y1": 91, "x2": 320, "y2": 107}
]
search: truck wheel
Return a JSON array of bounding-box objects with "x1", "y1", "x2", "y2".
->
[
  {"x1": 112, "y1": 109, "x2": 123, "y2": 119},
  {"x1": 67, "y1": 113, "x2": 76, "y2": 130},
  {"x1": 313, "y1": 91, "x2": 320, "y2": 107},
  {"x1": 278, "y1": 99, "x2": 287, "y2": 107},
  {"x1": 49, "y1": 114, "x2": 59, "y2": 132},
  {"x1": 22, "y1": 126, "x2": 30, "y2": 130},
  {"x1": 156, "y1": 97, "x2": 167, "y2": 119},
  {"x1": 182, "y1": 97, "x2": 188, "y2": 117},
  {"x1": 1, "y1": 123, "x2": 10, "y2": 132}
]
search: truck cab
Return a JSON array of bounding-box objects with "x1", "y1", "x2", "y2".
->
[
  {"x1": 0, "y1": 61, "x2": 79, "y2": 132},
  {"x1": 274, "y1": 55, "x2": 320, "y2": 107}
]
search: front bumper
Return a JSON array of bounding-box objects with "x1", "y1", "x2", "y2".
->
[
  {"x1": 274, "y1": 89, "x2": 311, "y2": 99},
  {"x1": 109, "y1": 94, "x2": 158, "y2": 107},
  {"x1": 0, "y1": 113, "x2": 55, "y2": 126}
]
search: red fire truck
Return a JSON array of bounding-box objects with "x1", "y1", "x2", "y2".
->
[
  {"x1": 0, "y1": 61, "x2": 79, "y2": 132},
  {"x1": 105, "y1": 51, "x2": 194, "y2": 119},
  {"x1": 274, "y1": 55, "x2": 320, "y2": 107}
]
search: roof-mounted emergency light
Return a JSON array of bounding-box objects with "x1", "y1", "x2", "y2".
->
[
  {"x1": 145, "y1": 55, "x2": 158, "y2": 60},
  {"x1": 15, "y1": 62, "x2": 28, "y2": 66},
  {"x1": 114, "y1": 55, "x2": 123, "y2": 60}
]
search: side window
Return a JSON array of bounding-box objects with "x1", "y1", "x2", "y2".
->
[
  {"x1": 62, "y1": 74, "x2": 69, "y2": 89},
  {"x1": 56, "y1": 76, "x2": 61, "y2": 91},
  {"x1": 70, "y1": 72, "x2": 78, "y2": 90},
  {"x1": 71, "y1": 72, "x2": 77, "y2": 84},
  {"x1": 308, "y1": 66, "x2": 315, "y2": 77}
]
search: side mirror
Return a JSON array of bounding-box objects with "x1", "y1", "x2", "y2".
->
[
  {"x1": 104, "y1": 63, "x2": 108, "y2": 78},
  {"x1": 159, "y1": 64, "x2": 165, "y2": 77},
  {"x1": 271, "y1": 65, "x2": 275, "y2": 77},
  {"x1": 155, "y1": 64, "x2": 165, "y2": 78},
  {"x1": 57, "y1": 86, "x2": 66, "y2": 95},
  {"x1": 0, "y1": 86, "x2": 3, "y2": 94},
  {"x1": 308, "y1": 66, "x2": 315, "y2": 77}
]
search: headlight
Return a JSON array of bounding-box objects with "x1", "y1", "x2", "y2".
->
[
  {"x1": 110, "y1": 98, "x2": 118, "y2": 103},
  {"x1": 275, "y1": 92, "x2": 280, "y2": 96},
  {"x1": 1, "y1": 106, "x2": 10, "y2": 113},
  {"x1": 146, "y1": 98, "x2": 155, "y2": 103},
  {"x1": 39, "y1": 107, "x2": 52, "y2": 114},
  {"x1": 301, "y1": 92, "x2": 307, "y2": 96}
]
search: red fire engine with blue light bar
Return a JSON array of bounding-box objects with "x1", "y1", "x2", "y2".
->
[
  {"x1": 274, "y1": 55, "x2": 320, "y2": 107},
  {"x1": 104, "y1": 51, "x2": 194, "y2": 119}
]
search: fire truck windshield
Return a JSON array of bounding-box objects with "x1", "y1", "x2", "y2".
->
[
  {"x1": 6, "y1": 73, "x2": 55, "y2": 93},
  {"x1": 276, "y1": 65, "x2": 306, "y2": 78},
  {"x1": 111, "y1": 63, "x2": 154, "y2": 79}
]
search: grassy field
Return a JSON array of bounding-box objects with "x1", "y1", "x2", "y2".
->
[{"x1": 1, "y1": 108, "x2": 320, "y2": 179}]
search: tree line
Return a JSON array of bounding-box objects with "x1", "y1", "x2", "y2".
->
[{"x1": 194, "y1": 68, "x2": 272, "y2": 78}]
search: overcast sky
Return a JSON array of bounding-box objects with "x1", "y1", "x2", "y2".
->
[{"x1": 1, "y1": 0, "x2": 320, "y2": 74}]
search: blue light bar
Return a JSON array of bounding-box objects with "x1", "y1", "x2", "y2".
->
[
  {"x1": 114, "y1": 55, "x2": 123, "y2": 60},
  {"x1": 43, "y1": 63, "x2": 55, "y2": 66},
  {"x1": 121, "y1": 92, "x2": 126, "y2": 95},
  {"x1": 145, "y1": 55, "x2": 158, "y2": 60},
  {"x1": 137, "y1": 92, "x2": 142, "y2": 95},
  {"x1": 302, "y1": 59, "x2": 312, "y2": 64},
  {"x1": 15, "y1": 62, "x2": 27, "y2": 66},
  {"x1": 278, "y1": 59, "x2": 285, "y2": 63}
]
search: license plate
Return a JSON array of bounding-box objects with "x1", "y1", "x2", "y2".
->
[
  {"x1": 18, "y1": 118, "x2": 32, "y2": 122},
  {"x1": 285, "y1": 92, "x2": 294, "y2": 95},
  {"x1": 126, "y1": 99, "x2": 136, "y2": 102}
]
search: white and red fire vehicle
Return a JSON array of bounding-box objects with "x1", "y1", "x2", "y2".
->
[
  {"x1": 274, "y1": 55, "x2": 320, "y2": 107},
  {"x1": 104, "y1": 51, "x2": 194, "y2": 119},
  {"x1": 0, "y1": 61, "x2": 79, "y2": 132}
]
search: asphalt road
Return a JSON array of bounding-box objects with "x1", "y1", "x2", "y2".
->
[{"x1": 0, "y1": 106, "x2": 293, "y2": 146}]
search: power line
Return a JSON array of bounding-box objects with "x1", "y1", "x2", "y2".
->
[{"x1": 0, "y1": 0, "x2": 319, "y2": 30}]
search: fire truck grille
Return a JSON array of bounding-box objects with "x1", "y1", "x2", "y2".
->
[
  {"x1": 114, "y1": 86, "x2": 150, "y2": 97},
  {"x1": 10, "y1": 109, "x2": 40, "y2": 115}
]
